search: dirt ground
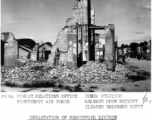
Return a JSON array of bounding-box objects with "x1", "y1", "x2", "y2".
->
[{"x1": 1, "y1": 58, "x2": 151, "y2": 92}]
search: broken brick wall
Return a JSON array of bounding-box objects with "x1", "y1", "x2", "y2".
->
[{"x1": 49, "y1": 0, "x2": 88, "y2": 64}]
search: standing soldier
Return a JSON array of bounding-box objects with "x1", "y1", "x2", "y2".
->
[
  {"x1": 122, "y1": 51, "x2": 125, "y2": 63},
  {"x1": 54, "y1": 48, "x2": 60, "y2": 66}
]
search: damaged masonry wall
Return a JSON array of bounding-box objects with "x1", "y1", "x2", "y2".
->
[
  {"x1": 1, "y1": 32, "x2": 37, "y2": 67},
  {"x1": 2, "y1": 32, "x2": 18, "y2": 67},
  {"x1": 49, "y1": 0, "x2": 88, "y2": 64}
]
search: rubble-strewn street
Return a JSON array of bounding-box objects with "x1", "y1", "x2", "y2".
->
[
  {"x1": 1, "y1": 0, "x2": 151, "y2": 93},
  {"x1": 1, "y1": 58, "x2": 150, "y2": 92},
  {"x1": 1, "y1": 60, "x2": 134, "y2": 84}
]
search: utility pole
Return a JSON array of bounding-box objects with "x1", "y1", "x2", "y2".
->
[
  {"x1": 92, "y1": 30, "x2": 95, "y2": 61},
  {"x1": 87, "y1": 0, "x2": 91, "y2": 61},
  {"x1": 87, "y1": 0, "x2": 116, "y2": 71}
]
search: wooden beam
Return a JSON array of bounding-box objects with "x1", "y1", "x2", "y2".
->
[{"x1": 89, "y1": 25, "x2": 107, "y2": 30}]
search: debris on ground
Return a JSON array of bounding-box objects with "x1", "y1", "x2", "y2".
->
[{"x1": 1, "y1": 60, "x2": 141, "y2": 87}]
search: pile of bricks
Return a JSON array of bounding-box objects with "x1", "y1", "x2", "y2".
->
[
  {"x1": 49, "y1": 61, "x2": 137, "y2": 84},
  {"x1": 1, "y1": 60, "x2": 137, "y2": 85}
]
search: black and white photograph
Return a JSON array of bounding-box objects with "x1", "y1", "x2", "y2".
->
[{"x1": 1, "y1": 0, "x2": 151, "y2": 92}]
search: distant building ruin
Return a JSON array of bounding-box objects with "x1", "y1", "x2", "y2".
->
[
  {"x1": 39, "y1": 42, "x2": 52, "y2": 61},
  {"x1": 1, "y1": 32, "x2": 36, "y2": 67},
  {"x1": 17, "y1": 38, "x2": 36, "y2": 60}
]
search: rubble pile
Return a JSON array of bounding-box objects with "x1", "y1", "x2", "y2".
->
[
  {"x1": 24, "y1": 60, "x2": 53, "y2": 67},
  {"x1": 49, "y1": 61, "x2": 137, "y2": 84},
  {"x1": 1, "y1": 60, "x2": 53, "y2": 83},
  {"x1": 1, "y1": 61, "x2": 137, "y2": 85}
]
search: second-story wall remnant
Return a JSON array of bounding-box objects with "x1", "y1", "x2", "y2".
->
[{"x1": 49, "y1": 0, "x2": 89, "y2": 65}]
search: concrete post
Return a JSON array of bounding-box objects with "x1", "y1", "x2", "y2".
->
[{"x1": 105, "y1": 24, "x2": 115, "y2": 71}]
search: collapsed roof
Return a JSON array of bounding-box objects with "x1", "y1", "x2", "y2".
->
[{"x1": 17, "y1": 38, "x2": 36, "y2": 50}]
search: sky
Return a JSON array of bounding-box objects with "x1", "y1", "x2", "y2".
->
[{"x1": 1, "y1": 0, "x2": 151, "y2": 46}]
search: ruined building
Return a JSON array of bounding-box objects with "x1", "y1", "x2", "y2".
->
[
  {"x1": 1, "y1": 32, "x2": 36, "y2": 67},
  {"x1": 49, "y1": 0, "x2": 90, "y2": 66},
  {"x1": 39, "y1": 42, "x2": 52, "y2": 61},
  {"x1": 1, "y1": 32, "x2": 18, "y2": 67},
  {"x1": 17, "y1": 38, "x2": 36, "y2": 60}
]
